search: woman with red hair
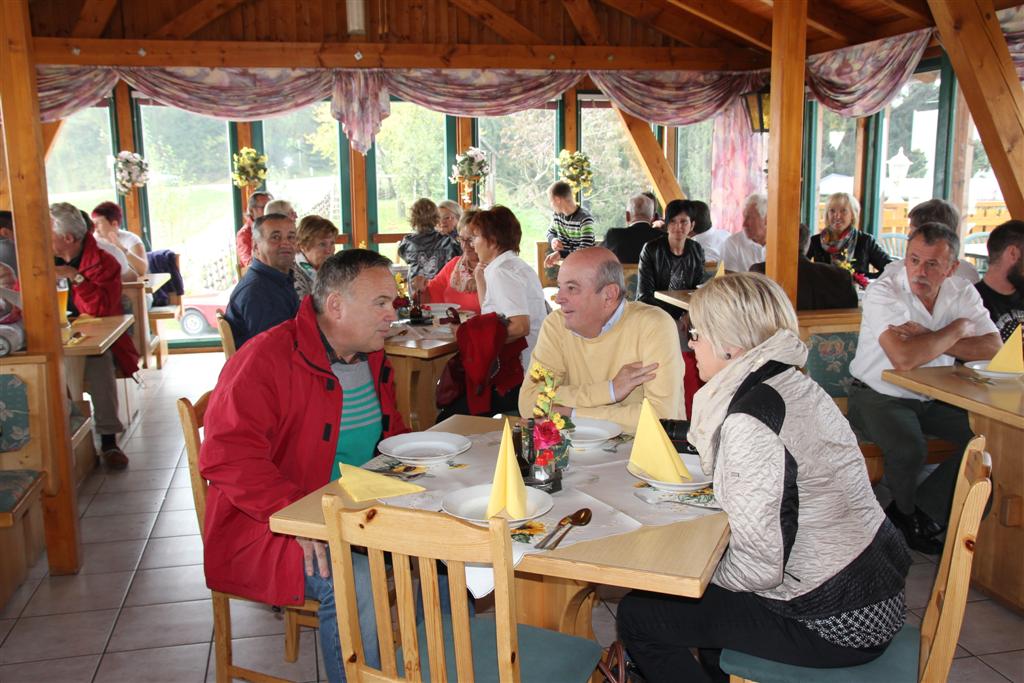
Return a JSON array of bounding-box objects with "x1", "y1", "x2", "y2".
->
[{"x1": 92, "y1": 201, "x2": 148, "y2": 279}]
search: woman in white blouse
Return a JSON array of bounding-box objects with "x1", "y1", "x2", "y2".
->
[
  {"x1": 91, "y1": 201, "x2": 148, "y2": 279},
  {"x1": 470, "y1": 206, "x2": 549, "y2": 404}
]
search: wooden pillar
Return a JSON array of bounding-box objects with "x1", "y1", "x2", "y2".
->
[
  {"x1": 852, "y1": 118, "x2": 867, "y2": 204},
  {"x1": 949, "y1": 86, "x2": 974, "y2": 223},
  {"x1": 113, "y1": 82, "x2": 144, "y2": 238},
  {"x1": 42, "y1": 121, "x2": 64, "y2": 158},
  {"x1": 234, "y1": 121, "x2": 255, "y2": 214},
  {"x1": 0, "y1": 0, "x2": 81, "y2": 574},
  {"x1": 562, "y1": 87, "x2": 578, "y2": 153},
  {"x1": 455, "y1": 117, "x2": 473, "y2": 154},
  {"x1": 930, "y1": 0, "x2": 1024, "y2": 219},
  {"x1": 349, "y1": 147, "x2": 369, "y2": 248},
  {"x1": 662, "y1": 126, "x2": 678, "y2": 177},
  {"x1": 765, "y1": 0, "x2": 807, "y2": 306},
  {"x1": 614, "y1": 108, "x2": 685, "y2": 207},
  {"x1": 0, "y1": 128, "x2": 10, "y2": 211}
]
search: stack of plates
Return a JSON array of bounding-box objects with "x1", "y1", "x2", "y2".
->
[
  {"x1": 627, "y1": 449, "x2": 712, "y2": 492},
  {"x1": 566, "y1": 417, "x2": 621, "y2": 450},
  {"x1": 377, "y1": 432, "x2": 472, "y2": 466}
]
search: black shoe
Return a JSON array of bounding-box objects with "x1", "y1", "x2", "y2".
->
[
  {"x1": 886, "y1": 503, "x2": 943, "y2": 555},
  {"x1": 912, "y1": 508, "x2": 943, "y2": 538},
  {"x1": 102, "y1": 447, "x2": 129, "y2": 470}
]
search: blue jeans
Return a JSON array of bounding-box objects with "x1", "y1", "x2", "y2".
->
[{"x1": 304, "y1": 550, "x2": 468, "y2": 683}]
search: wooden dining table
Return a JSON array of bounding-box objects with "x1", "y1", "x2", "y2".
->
[
  {"x1": 270, "y1": 415, "x2": 731, "y2": 637},
  {"x1": 122, "y1": 272, "x2": 172, "y2": 369},
  {"x1": 62, "y1": 314, "x2": 134, "y2": 403},
  {"x1": 654, "y1": 289, "x2": 694, "y2": 311},
  {"x1": 384, "y1": 336, "x2": 457, "y2": 431},
  {"x1": 883, "y1": 366, "x2": 1024, "y2": 612}
]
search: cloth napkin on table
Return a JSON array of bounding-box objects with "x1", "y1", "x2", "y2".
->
[
  {"x1": 463, "y1": 541, "x2": 534, "y2": 599},
  {"x1": 628, "y1": 399, "x2": 691, "y2": 483},
  {"x1": 988, "y1": 324, "x2": 1023, "y2": 372},
  {"x1": 485, "y1": 421, "x2": 528, "y2": 519},
  {"x1": 337, "y1": 464, "x2": 425, "y2": 502}
]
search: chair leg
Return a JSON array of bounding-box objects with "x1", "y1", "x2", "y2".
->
[
  {"x1": 212, "y1": 592, "x2": 234, "y2": 683},
  {"x1": 284, "y1": 606, "x2": 300, "y2": 663}
]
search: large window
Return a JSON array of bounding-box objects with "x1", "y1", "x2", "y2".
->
[
  {"x1": 813, "y1": 109, "x2": 858, "y2": 231},
  {"x1": 263, "y1": 102, "x2": 343, "y2": 228},
  {"x1": 139, "y1": 104, "x2": 235, "y2": 341},
  {"x1": 675, "y1": 120, "x2": 714, "y2": 202},
  {"x1": 952, "y1": 109, "x2": 1006, "y2": 266},
  {"x1": 579, "y1": 95, "x2": 648, "y2": 235},
  {"x1": 46, "y1": 102, "x2": 117, "y2": 214},
  {"x1": 877, "y1": 70, "x2": 942, "y2": 233},
  {"x1": 478, "y1": 106, "x2": 558, "y2": 255},
  {"x1": 373, "y1": 102, "x2": 447, "y2": 261}
]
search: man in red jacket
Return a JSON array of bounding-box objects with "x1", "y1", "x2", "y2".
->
[
  {"x1": 200, "y1": 249, "x2": 409, "y2": 683},
  {"x1": 51, "y1": 202, "x2": 140, "y2": 469}
]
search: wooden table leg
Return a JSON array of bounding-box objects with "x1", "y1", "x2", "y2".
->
[
  {"x1": 388, "y1": 355, "x2": 417, "y2": 431},
  {"x1": 514, "y1": 571, "x2": 596, "y2": 639},
  {"x1": 413, "y1": 353, "x2": 455, "y2": 431},
  {"x1": 968, "y1": 413, "x2": 1024, "y2": 612}
]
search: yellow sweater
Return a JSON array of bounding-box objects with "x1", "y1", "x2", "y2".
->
[{"x1": 518, "y1": 302, "x2": 685, "y2": 430}]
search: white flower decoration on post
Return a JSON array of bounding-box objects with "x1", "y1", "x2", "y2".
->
[
  {"x1": 449, "y1": 146, "x2": 490, "y2": 207},
  {"x1": 112, "y1": 151, "x2": 149, "y2": 196}
]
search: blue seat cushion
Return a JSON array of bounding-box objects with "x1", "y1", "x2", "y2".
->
[
  {"x1": 396, "y1": 614, "x2": 603, "y2": 683},
  {"x1": 0, "y1": 469, "x2": 42, "y2": 514},
  {"x1": 720, "y1": 624, "x2": 919, "y2": 683}
]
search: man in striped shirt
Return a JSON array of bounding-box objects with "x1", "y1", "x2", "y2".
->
[{"x1": 544, "y1": 180, "x2": 595, "y2": 268}]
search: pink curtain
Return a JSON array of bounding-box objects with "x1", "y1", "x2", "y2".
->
[
  {"x1": 331, "y1": 70, "x2": 390, "y2": 154},
  {"x1": 807, "y1": 29, "x2": 932, "y2": 116},
  {"x1": 589, "y1": 70, "x2": 767, "y2": 126},
  {"x1": 710, "y1": 99, "x2": 767, "y2": 233},
  {"x1": 33, "y1": 66, "x2": 118, "y2": 123}
]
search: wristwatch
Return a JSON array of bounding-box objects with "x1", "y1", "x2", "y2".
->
[{"x1": 72, "y1": 273, "x2": 85, "y2": 285}]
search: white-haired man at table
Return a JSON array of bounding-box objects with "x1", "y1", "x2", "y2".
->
[{"x1": 848, "y1": 223, "x2": 1000, "y2": 555}]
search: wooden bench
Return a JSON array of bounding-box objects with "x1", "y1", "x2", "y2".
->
[
  {"x1": 798, "y1": 309, "x2": 958, "y2": 484},
  {"x1": 0, "y1": 469, "x2": 44, "y2": 609}
]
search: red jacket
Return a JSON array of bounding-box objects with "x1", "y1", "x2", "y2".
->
[
  {"x1": 199, "y1": 297, "x2": 408, "y2": 606},
  {"x1": 71, "y1": 233, "x2": 140, "y2": 376}
]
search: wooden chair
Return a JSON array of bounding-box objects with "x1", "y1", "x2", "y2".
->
[
  {"x1": 148, "y1": 254, "x2": 183, "y2": 370},
  {"x1": 215, "y1": 311, "x2": 236, "y2": 360},
  {"x1": 878, "y1": 232, "x2": 909, "y2": 259},
  {"x1": 177, "y1": 393, "x2": 319, "y2": 682},
  {"x1": 322, "y1": 497, "x2": 604, "y2": 682},
  {"x1": 721, "y1": 436, "x2": 993, "y2": 683}
]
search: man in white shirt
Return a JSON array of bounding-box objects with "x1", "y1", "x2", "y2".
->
[
  {"x1": 721, "y1": 193, "x2": 767, "y2": 272},
  {"x1": 689, "y1": 200, "x2": 731, "y2": 263},
  {"x1": 848, "y1": 223, "x2": 1001, "y2": 554}
]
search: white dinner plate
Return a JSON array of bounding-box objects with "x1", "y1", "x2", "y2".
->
[
  {"x1": 441, "y1": 484, "x2": 554, "y2": 526},
  {"x1": 627, "y1": 449, "x2": 712, "y2": 492},
  {"x1": 377, "y1": 432, "x2": 472, "y2": 462},
  {"x1": 422, "y1": 303, "x2": 461, "y2": 312},
  {"x1": 566, "y1": 418, "x2": 622, "y2": 448},
  {"x1": 964, "y1": 360, "x2": 1024, "y2": 379}
]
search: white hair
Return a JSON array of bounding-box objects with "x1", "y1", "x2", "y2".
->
[
  {"x1": 743, "y1": 193, "x2": 768, "y2": 219},
  {"x1": 627, "y1": 194, "x2": 655, "y2": 221},
  {"x1": 437, "y1": 200, "x2": 462, "y2": 218},
  {"x1": 264, "y1": 199, "x2": 295, "y2": 217},
  {"x1": 50, "y1": 202, "x2": 88, "y2": 240}
]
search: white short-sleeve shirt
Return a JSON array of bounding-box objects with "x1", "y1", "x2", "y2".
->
[
  {"x1": 693, "y1": 228, "x2": 732, "y2": 263},
  {"x1": 481, "y1": 250, "x2": 549, "y2": 371},
  {"x1": 849, "y1": 268, "x2": 999, "y2": 399},
  {"x1": 720, "y1": 231, "x2": 766, "y2": 272}
]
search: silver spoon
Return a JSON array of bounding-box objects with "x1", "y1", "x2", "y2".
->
[{"x1": 547, "y1": 508, "x2": 593, "y2": 550}]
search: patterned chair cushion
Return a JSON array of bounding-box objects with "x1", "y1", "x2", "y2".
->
[
  {"x1": 0, "y1": 469, "x2": 42, "y2": 514},
  {"x1": 804, "y1": 332, "x2": 859, "y2": 399},
  {"x1": 0, "y1": 373, "x2": 30, "y2": 453}
]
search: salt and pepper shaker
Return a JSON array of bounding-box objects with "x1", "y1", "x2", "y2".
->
[{"x1": 513, "y1": 424, "x2": 530, "y2": 477}]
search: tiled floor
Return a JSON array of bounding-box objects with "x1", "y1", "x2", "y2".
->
[{"x1": 1, "y1": 352, "x2": 1022, "y2": 682}]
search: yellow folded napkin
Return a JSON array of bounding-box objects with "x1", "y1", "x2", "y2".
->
[
  {"x1": 337, "y1": 464, "x2": 425, "y2": 503},
  {"x1": 486, "y1": 421, "x2": 528, "y2": 519},
  {"x1": 629, "y1": 399, "x2": 691, "y2": 483},
  {"x1": 714, "y1": 260, "x2": 725, "y2": 277},
  {"x1": 988, "y1": 325, "x2": 1023, "y2": 373}
]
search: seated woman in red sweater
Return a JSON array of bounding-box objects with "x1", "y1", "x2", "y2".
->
[{"x1": 412, "y1": 209, "x2": 482, "y2": 313}]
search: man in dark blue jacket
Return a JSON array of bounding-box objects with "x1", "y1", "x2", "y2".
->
[{"x1": 225, "y1": 212, "x2": 299, "y2": 348}]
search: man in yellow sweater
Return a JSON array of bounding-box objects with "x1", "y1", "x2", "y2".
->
[{"x1": 519, "y1": 247, "x2": 684, "y2": 430}]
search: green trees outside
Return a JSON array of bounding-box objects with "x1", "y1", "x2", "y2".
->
[
  {"x1": 45, "y1": 105, "x2": 117, "y2": 214},
  {"x1": 677, "y1": 119, "x2": 714, "y2": 202},
  {"x1": 579, "y1": 104, "x2": 649, "y2": 234}
]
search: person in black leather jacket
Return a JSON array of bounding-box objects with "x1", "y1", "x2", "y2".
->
[
  {"x1": 637, "y1": 199, "x2": 707, "y2": 320},
  {"x1": 807, "y1": 192, "x2": 891, "y2": 278}
]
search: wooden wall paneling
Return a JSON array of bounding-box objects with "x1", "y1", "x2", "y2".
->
[
  {"x1": 72, "y1": 0, "x2": 120, "y2": 37},
  {"x1": 0, "y1": 0, "x2": 81, "y2": 575},
  {"x1": 255, "y1": 0, "x2": 270, "y2": 41},
  {"x1": 563, "y1": 0, "x2": 605, "y2": 44},
  {"x1": 149, "y1": 0, "x2": 249, "y2": 39},
  {"x1": 930, "y1": 0, "x2": 1024, "y2": 220},
  {"x1": 241, "y1": 0, "x2": 257, "y2": 40},
  {"x1": 295, "y1": 0, "x2": 313, "y2": 42},
  {"x1": 614, "y1": 107, "x2": 684, "y2": 206},
  {"x1": 227, "y1": 1, "x2": 245, "y2": 39},
  {"x1": 448, "y1": 0, "x2": 544, "y2": 44},
  {"x1": 764, "y1": 0, "x2": 806, "y2": 305},
  {"x1": 349, "y1": 147, "x2": 370, "y2": 250},
  {"x1": 322, "y1": 0, "x2": 338, "y2": 42},
  {"x1": 876, "y1": 0, "x2": 931, "y2": 23},
  {"x1": 665, "y1": 0, "x2": 772, "y2": 51},
  {"x1": 366, "y1": 0, "x2": 381, "y2": 41},
  {"x1": 113, "y1": 82, "x2": 144, "y2": 239},
  {"x1": 274, "y1": 0, "x2": 298, "y2": 41},
  {"x1": 598, "y1": 0, "x2": 738, "y2": 49}
]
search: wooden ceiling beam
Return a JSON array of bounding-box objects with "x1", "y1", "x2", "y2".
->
[
  {"x1": 150, "y1": 0, "x2": 248, "y2": 39},
  {"x1": 753, "y1": 0, "x2": 872, "y2": 47},
  {"x1": 875, "y1": 0, "x2": 931, "y2": 23},
  {"x1": 32, "y1": 37, "x2": 769, "y2": 70},
  {"x1": 615, "y1": 107, "x2": 685, "y2": 206},
  {"x1": 447, "y1": 0, "x2": 544, "y2": 44},
  {"x1": 596, "y1": 0, "x2": 742, "y2": 49},
  {"x1": 563, "y1": 0, "x2": 605, "y2": 45},
  {"x1": 71, "y1": 0, "x2": 119, "y2": 38},
  {"x1": 664, "y1": 0, "x2": 773, "y2": 51}
]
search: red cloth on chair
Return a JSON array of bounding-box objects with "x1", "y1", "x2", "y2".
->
[
  {"x1": 682, "y1": 351, "x2": 703, "y2": 419},
  {"x1": 456, "y1": 313, "x2": 527, "y2": 415}
]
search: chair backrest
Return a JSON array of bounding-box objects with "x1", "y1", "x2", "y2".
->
[
  {"x1": 622, "y1": 264, "x2": 640, "y2": 300},
  {"x1": 878, "y1": 232, "x2": 909, "y2": 259},
  {"x1": 216, "y1": 310, "x2": 236, "y2": 360},
  {"x1": 322, "y1": 497, "x2": 521, "y2": 682},
  {"x1": 796, "y1": 309, "x2": 863, "y2": 414},
  {"x1": 536, "y1": 240, "x2": 558, "y2": 288},
  {"x1": 176, "y1": 392, "x2": 213, "y2": 541},
  {"x1": 918, "y1": 436, "x2": 992, "y2": 682}
]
